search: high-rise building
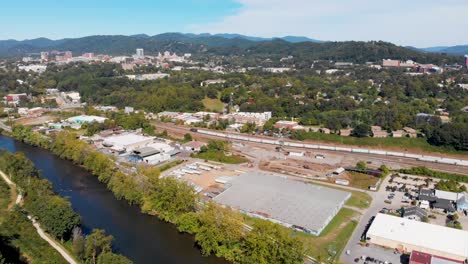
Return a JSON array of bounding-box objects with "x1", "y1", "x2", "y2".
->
[
  {"x1": 40, "y1": 51, "x2": 49, "y2": 61},
  {"x1": 136, "y1": 48, "x2": 144, "y2": 58},
  {"x1": 64, "y1": 51, "x2": 73, "y2": 59},
  {"x1": 464, "y1": 55, "x2": 468, "y2": 68}
]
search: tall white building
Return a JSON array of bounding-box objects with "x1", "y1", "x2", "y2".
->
[
  {"x1": 136, "y1": 48, "x2": 144, "y2": 58},
  {"x1": 40, "y1": 52, "x2": 49, "y2": 61}
]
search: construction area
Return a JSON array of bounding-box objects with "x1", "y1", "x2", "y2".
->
[{"x1": 213, "y1": 172, "x2": 351, "y2": 235}]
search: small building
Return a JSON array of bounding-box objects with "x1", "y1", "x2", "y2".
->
[
  {"x1": 403, "y1": 127, "x2": 418, "y2": 138},
  {"x1": 392, "y1": 130, "x2": 404, "y2": 138},
  {"x1": 333, "y1": 167, "x2": 345, "y2": 175},
  {"x1": 124, "y1": 106, "x2": 134, "y2": 114},
  {"x1": 274, "y1": 120, "x2": 298, "y2": 130},
  {"x1": 339, "y1": 129, "x2": 352, "y2": 136},
  {"x1": 181, "y1": 141, "x2": 207, "y2": 152},
  {"x1": 403, "y1": 206, "x2": 428, "y2": 221},
  {"x1": 371, "y1": 126, "x2": 388, "y2": 138},
  {"x1": 409, "y1": 250, "x2": 464, "y2": 264}
]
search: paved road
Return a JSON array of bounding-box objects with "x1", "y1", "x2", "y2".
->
[
  {"x1": 0, "y1": 170, "x2": 78, "y2": 264},
  {"x1": 339, "y1": 175, "x2": 404, "y2": 264}
]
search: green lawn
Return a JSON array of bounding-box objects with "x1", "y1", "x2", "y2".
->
[
  {"x1": 202, "y1": 98, "x2": 224, "y2": 112},
  {"x1": 159, "y1": 160, "x2": 184, "y2": 172},
  {"x1": 192, "y1": 151, "x2": 249, "y2": 164},
  {"x1": 294, "y1": 208, "x2": 358, "y2": 261},
  {"x1": 348, "y1": 172, "x2": 380, "y2": 190},
  {"x1": 295, "y1": 131, "x2": 467, "y2": 155}
]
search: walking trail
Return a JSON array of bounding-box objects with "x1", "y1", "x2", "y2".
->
[{"x1": 0, "y1": 170, "x2": 78, "y2": 264}]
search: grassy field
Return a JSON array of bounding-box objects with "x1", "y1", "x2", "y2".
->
[
  {"x1": 346, "y1": 191, "x2": 372, "y2": 209},
  {"x1": 296, "y1": 131, "x2": 467, "y2": 155},
  {"x1": 243, "y1": 207, "x2": 359, "y2": 262},
  {"x1": 0, "y1": 179, "x2": 67, "y2": 264},
  {"x1": 294, "y1": 208, "x2": 358, "y2": 262},
  {"x1": 347, "y1": 172, "x2": 380, "y2": 190},
  {"x1": 202, "y1": 97, "x2": 224, "y2": 112},
  {"x1": 159, "y1": 160, "x2": 184, "y2": 172},
  {"x1": 192, "y1": 151, "x2": 249, "y2": 164}
]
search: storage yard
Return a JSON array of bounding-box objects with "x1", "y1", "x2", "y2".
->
[
  {"x1": 195, "y1": 129, "x2": 468, "y2": 167},
  {"x1": 213, "y1": 172, "x2": 351, "y2": 235}
]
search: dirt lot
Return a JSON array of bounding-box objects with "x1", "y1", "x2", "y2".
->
[
  {"x1": 15, "y1": 115, "x2": 56, "y2": 126},
  {"x1": 260, "y1": 158, "x2": 333, "y2": 178},
  {"x1": 179, "y1": 162, "x2": 242, "y2": 190}
]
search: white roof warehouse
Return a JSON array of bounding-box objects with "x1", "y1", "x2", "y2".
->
[
  {"x1": 367, "y1": 213, "x2": 468, "y2": 261},
  {"x1": 214, "y1": 172, "x2": 350, "y2": 235}
]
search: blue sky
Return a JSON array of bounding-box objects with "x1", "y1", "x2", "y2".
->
[{"x1": 2, "y1": 0, "x2": 468, "y2": 47}]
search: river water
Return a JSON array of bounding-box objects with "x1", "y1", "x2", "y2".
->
[{"x1": 0, "y1": 135, "x2": 226, "y2": 264}]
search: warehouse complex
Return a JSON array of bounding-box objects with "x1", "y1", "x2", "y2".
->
[
  {"x1": 367, "y1": 213, "x2": 468, "y2": 262},
  {"x1": 214, "y1": 172, "x2": 351, "y2": 235}
]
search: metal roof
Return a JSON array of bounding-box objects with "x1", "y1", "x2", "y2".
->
[{"x1": 214, "y1": 172, "x2": 350, "y2": 234}]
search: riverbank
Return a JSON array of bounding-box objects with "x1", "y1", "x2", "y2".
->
[
  {"x1": 0, "y1": 170, "x2": 70, "y2": 264},
  {"x1": 2, "y1": 125, "x2": 307, "y2": 263},
  {"x1": 0, "y1": 130, "x2": 228, "y2": 264}
]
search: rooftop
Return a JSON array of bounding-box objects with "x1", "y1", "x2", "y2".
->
[
  {"x1": 368, "y1": 213, "x2": 468, "y2": 259},
  {"x1": 214, "y1": 172, "x2": 350, "y2": 234}
]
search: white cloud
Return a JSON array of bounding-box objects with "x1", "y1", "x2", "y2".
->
[{"x1": 188, "y1": 0, "x2": 468, "y2": 47}]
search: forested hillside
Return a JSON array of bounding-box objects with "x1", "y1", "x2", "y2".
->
[{"x1": 0, "y1": 33, "x2": 461, "y2": 65}]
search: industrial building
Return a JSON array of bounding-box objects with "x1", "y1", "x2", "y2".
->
[
  {"x1": 67, "y1": 115, "x2": 107, "y2": 124},
  {"x1": 102, "y1": 133, "x2": 154, "y2": 152},
  {"x1": 214, "y1": 172, "x2": 351, "y2": 235},
  {"x1": 367, "y1": 213, "x2": 468, "y2": 262}
]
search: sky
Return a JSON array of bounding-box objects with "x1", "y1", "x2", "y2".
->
[{"x1": 2, "y1": 0, "x2": 468, "y2": 47}]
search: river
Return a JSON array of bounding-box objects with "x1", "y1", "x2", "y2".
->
[{"x1": 0, "y1": 135, "x2": 227, "y2": 264}]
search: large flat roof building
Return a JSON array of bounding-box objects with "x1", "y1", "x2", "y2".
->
[
  {"x1": 214, "y1": 172, "x2": 350, "y2": 235},
  {"x1": 103, "y1": 133, "x2": 154, "y2": 152},
  {"x1": 367, "y1": 213, "x2": 468, "y2": 261}
]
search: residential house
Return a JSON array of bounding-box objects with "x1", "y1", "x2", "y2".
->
[
  {"x1": 339, "y1": 129, "x2": 352, "y2": 136},
  {"x1": 371, "y1": 126, "x2": 388, "y2": 138},
  {"x1": 402, "y1": 206, "x2": 428, "y2": 221},
  {"x1": 403, "y1": 127, "x2": 418, "y2": 138},
  {"x1": 181, "y1": 141, "x2": 207, "y2": 153}
]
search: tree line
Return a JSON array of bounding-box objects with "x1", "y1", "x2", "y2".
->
[{"x1": 0, "y1": 149, "x2": 131, "y2": 264}]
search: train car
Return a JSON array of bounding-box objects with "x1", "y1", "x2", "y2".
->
[
  {"x1": 351, "y1": 148, "x2": 369, "y2": 153},
  {"x1": 386, "y1": 151, "x2": 405, "y2": 157},
  {"x1": 303, "y1": 144, "x2": 319, "y2": 149},
  {"x1": 335, "y1": 147, "x2": 352, "y2": 152},
  {"x1": 319, "y1": 145, "x2": 335, "y2": 151},
  {"x1": 368, "y1": 150, "x2": 387, "y2": 155},
  {"x1": 404, "y1": 153, "x2": 421, "y2": 159}
]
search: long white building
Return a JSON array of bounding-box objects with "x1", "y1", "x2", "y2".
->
[{"x1": 367, "y1": 213, "x2": 468, "y2": 261}]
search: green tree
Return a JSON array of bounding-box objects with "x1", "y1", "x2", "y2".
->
[
  {"x1": 351, "y1": 124, "x2": 371, "y2": 137},
  {"x1": 240, "y1": 220, "x2": 304, "y2": 264},
  {"x1": 195, "y1": 203, "x2": 244, "y2": 261},
  {"x1": 356, "y1": 161, "x2": 367, "y2": 170},
  {"x1": 183, "y1": 133, "x2": 193, "y2": 142},
  {"x1": 85, "y1": 229, "x2": 113, "y2": 264},
  {"x1": 97, "y1": 252, "x2": 132, "y2": 264},
  {"x1": 142, "y1": 177, "x2": 198, "y2": 222},
  {"x1": 175, "y1": 212, "x2": 200, "y2": 234}
]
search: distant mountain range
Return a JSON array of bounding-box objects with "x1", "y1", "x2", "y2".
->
[
  {"x1": 419, "y1": 45, "x2": 468, "y2": 55},
  {"x1": 0, "y1": 33, "x2": 463, "y2": 64}
]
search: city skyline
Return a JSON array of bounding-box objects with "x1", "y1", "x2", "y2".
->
[{"x1": 2, "y1": 0, "x2": 468, "y2": 47}]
